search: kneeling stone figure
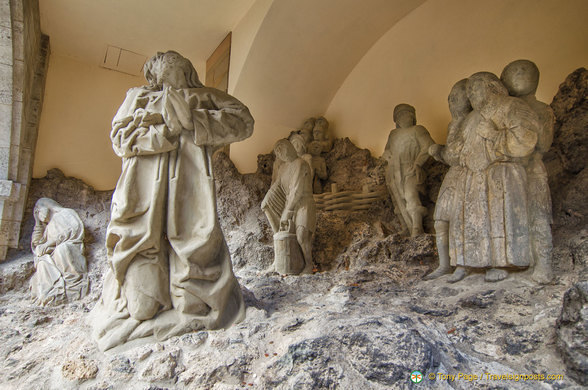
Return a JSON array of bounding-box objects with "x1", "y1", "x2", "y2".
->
[
  {"x1": 91, "y1": 51, "x2": 253, "y2": 351},
  {"x1": 30, "y1": 198, "x2": 88, "y2": 306}
]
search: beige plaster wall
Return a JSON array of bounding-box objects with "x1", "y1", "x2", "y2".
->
[
  {"x1": 33, "y1": 54, "x2": 141, "y2": 190},
  {"x1": 34, "y1": 0, "x2": 588, "y2": 187},
  {"x1": 229, "y1": 0, "x2": 425, "y2": 174},
  {"x1": 325, "y1": 0, "x2": 588, "y2": 156}
]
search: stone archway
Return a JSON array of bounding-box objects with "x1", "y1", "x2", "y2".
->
[{"x1": 0, "y1": 0, "x2": 48, "y2": 260}]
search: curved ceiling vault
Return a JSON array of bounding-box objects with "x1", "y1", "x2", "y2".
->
[
  {"x1": 39, "y1": 0, "x2": 256, "y2": 76},
  {"x1": 230, "y1": 0, "x2": 426, "y2": 131}
]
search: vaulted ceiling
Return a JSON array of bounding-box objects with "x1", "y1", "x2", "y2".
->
[
  {"x1": 39, "y1": 0, "x2": 425, "y2": 130},
  {"x1": 39, "y1": 0, "x2": 256, "y2": 75}
]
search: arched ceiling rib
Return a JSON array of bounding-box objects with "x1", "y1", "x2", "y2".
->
[{"x1": 230, "y1": 0, "x2": 426, "y2": 130}]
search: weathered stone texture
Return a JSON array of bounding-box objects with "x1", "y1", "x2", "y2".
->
[
  {"x1": 550, "y1": 67, "x2": 588, "y2": 174},
  {"x1": 547, "y1": 68, "x2": 588, "y2": 231},
  {"x1": 0, "y1": 0, "x2": 49, "y2": 261},
  {"x1": 556, "y1": 282, "x2": 588, "y2": 385}
]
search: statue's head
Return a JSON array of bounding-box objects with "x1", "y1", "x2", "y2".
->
[
  {"x1": 302, "y1": 118, "x2": 316, "y2": 132},
  {"x1": 289, "y1": 134, "x2": 307, "y2": 156},
  {"x1": 34, "y1": 198, "x2": 62, "y2": 223},
  {"x1": 393, "y1": 104, "x2": 416, "y2": 128},
  {"x1": 308, "y1": 141, "x2": 322, "y2": 156},
  {"x1": 313, "y1": 117, "x2": 329, "y2": 140},
  {"x1": 466, "y1": 72, "x2": 508, "y2": 111},
  {"x1": 144, "y1": 51, "x2": 203, "y2": 89},
  {"x1": 448, "y1": 79, "x2": 472, "y2": 118},
  {"x1": 500, "y1": 59, "x2": 540, "y2": 97},
  {"x1": 300, "y1": 118, "x2": 315, "y2": 143},
  {"x1": 273, "y1": 139, "x2": 298, "y2": 162}
]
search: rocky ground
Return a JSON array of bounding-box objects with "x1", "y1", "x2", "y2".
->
[{"x1": 0, "y1": 69, "x2": 586, "y2": 389}]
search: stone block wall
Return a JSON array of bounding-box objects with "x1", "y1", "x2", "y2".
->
[{"x1": 0, "y1": 0, "x2": 48, "y2": 259}]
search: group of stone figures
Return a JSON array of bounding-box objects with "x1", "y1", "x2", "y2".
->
[
  {"x1": 27, "y1": 51, "x2": 554, "y2": 351},
  {"x1": 260, "y1": 60, "x2": 554, "y2": 288},
  {"x1": 384, "y1": 60, "x2": 554, "y2": 285}
]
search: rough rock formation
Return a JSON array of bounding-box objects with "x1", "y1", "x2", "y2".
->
[
  {"x1": 549, "y1": 68, "x2": 588, "y2": 383},
  {"x1": 550, "y1": 67, "x2": 588, "y2": 174},
  {"x1": 0, "y1": 69, "x2": 586, "y2": 388},
  {"x1": 556, "y1": 281, "x2": 588, "y2": 385}
]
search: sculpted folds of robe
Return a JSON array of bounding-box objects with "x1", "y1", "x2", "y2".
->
[
  {"x1": 450, "y1": 98, "x2": 538, "y2": 269},
  {"x1": 92, "y1": 85, "x2": 253, "y2": 351},
  {"x1": 31, "y1": 200, "x2": 88, "y2": 306}
]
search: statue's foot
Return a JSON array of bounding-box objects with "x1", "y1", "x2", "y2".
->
[
  {"x1": 447, "y1": 267, "x2": 467, "y2": 283},
  {"x1": 301, "y1": 263, "x2": 314, "y2": 275},
  {"x1": 127, "y1": 291, "x2": 160, "y2": 321},
  {"x1": 424, "y1": 266, "x2": 452, "y2": 280},
  {"x1": 531, "y1": 265, "x2": 554, "y2": 284},
  {"x1": 485, "y1": 268, "x2": 508, "y2": 282}
]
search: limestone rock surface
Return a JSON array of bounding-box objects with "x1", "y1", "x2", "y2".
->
[{"x1": 556, "y1": 281, "x2": 588, "y2": 385}]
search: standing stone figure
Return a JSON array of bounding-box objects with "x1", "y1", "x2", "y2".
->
[
  {"x1": 501, "y1": 59, "x2": 555, "y2": 284},
  {"x1": 289, "y1": 133, "x2": 310, "y2": 158},
  {"x1": 261, "y1": 139, "x2": 316, "y2": 274},
  {"x1": 91, "y1": 51, "x2": 253, "y2": 351},
  {"x1": 448, "y1": 72, "x2": 538, "y2": 283},
  {"x1": 30, "y1": 198, "x2": 88, "y2": 306},
  {"x1": 299, "y1": 117, "x2": 316, "y2": 145},
  {"x1": 313, "y1": 116, "x2": 333, "y2": 153},
  {"x1": 307, "y1": 140, "x2": 328, "y2": 194},
  {"x1": 426, "y1": 79, "x2": 472, "y2": 280},
  {"x1": 382, "y1": 104, "x2": 434, "y2": 237}
]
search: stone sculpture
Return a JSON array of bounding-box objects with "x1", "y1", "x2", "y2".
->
[
  {"x1": 91, "y1": 51, "x2": 253, "y2": 351},
  {"x1": 289, "y1": 133, "x2": 309, "y2": 158},
  {"x1": 308, "y1": 140, "x2": 328, "y2": 194},
  {"x1": 261, "y1": 139, "x2": 315, "y2": 274},
  {"x1": 501, "y1": 59, "x2": 555, "y2": 284},
  {"x1": 426, "y1": 79, "x2": 472, "y2": 280},
  {"x1": 382, "y1": 104, "x2": 434, "y2": 237},
  {"x1": 445, "y1": 72, "x2": 538, "y2": 283},
  {"x1": 299, "y1": 117, "x2": 316, "y2": 144},
  {"x1": 313, "y1": 116, "x2": 333, "y2": 153},
  {"x1": 30, "y1": 198, "x2": 88, "y2": 306}
]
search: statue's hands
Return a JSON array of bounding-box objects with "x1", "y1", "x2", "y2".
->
[
  {"x1": 34, "y1": 243, "x2": 51, "y2": 256},
  {"x1": 477, "y1": 119, "x2": 499, "y2": 140},
  {"x1": 279, "y1": 210, "x2": 294, "y2": 232},
  {"x1": 133, "y1": 108, "x2": 163, "y2": 127},
  {"x1": 428, "y1": 144, "x2": 444, "y2": 162},
  {"x1": 280, "y1": 210, "x2": 295, "y2": 224},
  {"x1": 139, "y1": 112, "x2": 164, "y2": 127},
  {"x1": 164, "y1": 87, "x2": 194, "y2": 132}
]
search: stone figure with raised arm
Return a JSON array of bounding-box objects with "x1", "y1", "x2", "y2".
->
[
  {"x1": 262, "y1": 139, "x2": 316, "y2": 274},
  {"x1": 382, "y1": 104, "x2": 434, "y2": 237},
  {"x1": 91, "y1": 51, "x2": 254, "y2": 351},
  {"x1": 30, "y1": 198, "x2": 88, "y2": 306},
  {"x1": 426, "y1": 79, "x2": 472, "y2": 280},
  {"x1": 501, "y1": 59, "x2": 555, "y2": 284},
  {"x1": 448, "y1": 72, "x2": 538, "y2": 283}
]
